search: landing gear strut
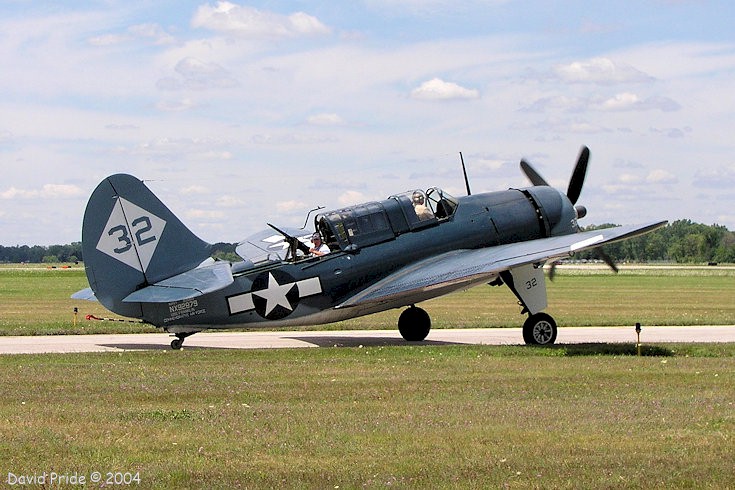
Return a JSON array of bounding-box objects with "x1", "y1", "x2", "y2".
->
[
  {"x1": 398, "y1": 305, "x2": 431, "y2": 341},
  {"x1": 170, "y1": 332, "x2": 196, "y2": 350},
  {"x1": 523, "y1": 312, "x2": 557, "y2": 345}
]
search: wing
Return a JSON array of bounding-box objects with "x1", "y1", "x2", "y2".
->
[{"x1": 337, "y1": 221, "x2": 667, "y2": 309}]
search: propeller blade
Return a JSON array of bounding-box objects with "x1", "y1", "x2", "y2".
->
[
  {"x1": 548, "y1": 261, "x2": 558, "y2": 281},
  {"x1": 566, "y1": 146, "x2": 589, "y2": 205},
  {"x1": 520, "y1": 159, "x2": 550, "y2": 187},
  {"x1": 596, "y1": 248, "x2": 619, "y2": 274}
]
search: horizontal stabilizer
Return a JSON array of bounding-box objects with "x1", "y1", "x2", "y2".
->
[
  {"x1": 71, "y1": 287, "x2": 97, "y2": 301},
  {"x1": 123, "y1": 260, "x2": 233, "y2": 303}
]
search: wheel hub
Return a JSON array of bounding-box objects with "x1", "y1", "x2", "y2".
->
[{"x1": 533, "y1": 320, "x2": 554, "y2": 343}]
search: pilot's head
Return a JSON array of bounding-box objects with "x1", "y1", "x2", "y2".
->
[
  {"x1": 311, "y1": 233, "x2": 322, "y2": 243},
  {"x1": 412, "y1": 191, "x2": 424, "y2": 205}
]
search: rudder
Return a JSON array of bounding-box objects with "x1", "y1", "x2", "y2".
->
[{"x1": 82, "y1": 174, "x2": 213, "y2": 318}]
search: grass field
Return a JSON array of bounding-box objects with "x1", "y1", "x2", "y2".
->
[
  {"x1": 0, "y1": 346, "x2": 733, "y2": 488},
  {"x1": 0, "y1": 264, "x2": 733, "y2": 336},
  {"x1": 0, "y1": 264, "x2": 734, "y2": 488}
]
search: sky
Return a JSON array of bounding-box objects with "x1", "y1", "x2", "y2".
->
[{"x1": 1, "y1": 0, "x2": 734, "y2": 246}]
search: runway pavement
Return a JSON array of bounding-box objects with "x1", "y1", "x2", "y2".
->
[{"x1": 1, "y1": 325, "x2": 733, "y2": 354}]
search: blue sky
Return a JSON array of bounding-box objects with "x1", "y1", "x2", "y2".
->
[{"x1": 1, "y1": 0, "x2": 734, "y2": 246}]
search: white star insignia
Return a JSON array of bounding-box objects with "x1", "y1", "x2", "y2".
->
[{"x1": 252, "y1": 272, "x2": 296, "y2": 315}]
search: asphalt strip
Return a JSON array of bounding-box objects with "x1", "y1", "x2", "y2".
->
[{"x1": 0, "y1": 326, "x2": 733, "y2": 354}]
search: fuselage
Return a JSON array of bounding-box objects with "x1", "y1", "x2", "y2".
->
[{"x1": 142, "y1": 184, "x2": 579, "y2": 333}]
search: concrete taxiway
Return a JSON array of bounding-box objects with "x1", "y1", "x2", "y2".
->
[{"x1": 0, "y1": 326, "x2": 733, "y2": 354}]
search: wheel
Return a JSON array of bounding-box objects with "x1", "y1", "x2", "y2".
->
[
  {"x1": 523, "y1": 312, "x2": 557, "y2": 345},
  {"x1": 170, "y1": 338, "x2": 184, "y2": 350},
  {"x1": 398, "y1": 306, "x2": 431, "y2": 341}
]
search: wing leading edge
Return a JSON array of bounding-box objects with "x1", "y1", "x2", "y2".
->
[{"x1": 337, "y1": 221, "x2": 667, "y2": 309}]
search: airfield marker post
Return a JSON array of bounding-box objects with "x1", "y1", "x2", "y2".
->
[
  {"x1": 73, "y1": 307, "x2": 78, "y2": 327},
  {"x1": 635, "y1": 322, "x2": 642, "y2": 356}
]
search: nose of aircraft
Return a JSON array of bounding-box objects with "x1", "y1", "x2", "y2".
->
[
  {"x1": 526, "y1": 186, "x2": 579, "y2": 235},
  {"x1": 520, "y1": 145, "x2": 591, "y2": 235}
]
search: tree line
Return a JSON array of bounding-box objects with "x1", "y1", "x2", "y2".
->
[
  {"x1": 575, "y1": 220, "x2": 735, "y2": 264},
  {"x1": 1, "y1": 221, "x2": 733, "y2": 264},
  {"x1": 0, "y1": 242, "x2": 238, "y2": 264}
]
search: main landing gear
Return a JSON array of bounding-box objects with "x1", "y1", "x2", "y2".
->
[
  {"x1": 398, "y1": 305, "x2": 431, "y2": 341},
  {"x1": 395, "y1": 305, "x2": 558, "y2": 345},
  {"x1": 523, "y1": 312, "x2": 557, "y2": 345},
  {"x1": 170, "y1": 332, "x2": 196, "y2": 350}
]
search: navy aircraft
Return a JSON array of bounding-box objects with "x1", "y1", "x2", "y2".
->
[{"x1": 74, "y1": 147, "x2": 666, "y2": 349}]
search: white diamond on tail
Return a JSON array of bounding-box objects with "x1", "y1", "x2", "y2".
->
[{"x1": 96, "y1": 197, "x2": 167, "y2": 273}]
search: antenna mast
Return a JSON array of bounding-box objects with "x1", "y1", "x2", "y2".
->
[{"x1": 459, "y1": 152, "x2": 471, "y2": 196}]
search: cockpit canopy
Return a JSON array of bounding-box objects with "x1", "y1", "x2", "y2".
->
[{"x1": 316, "y1": 188, "x2": 458, "y2": 252}]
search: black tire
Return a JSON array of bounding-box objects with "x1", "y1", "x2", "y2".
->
[
  {"x1": 523, "y1": 312, "x2": 557, "y2": 345},
  {"x1": 398, "y1": 306, "x2": 431, "y2": 341},
  {"x1": 171, "y1": 338, "x2": 184, "y2": 350}
]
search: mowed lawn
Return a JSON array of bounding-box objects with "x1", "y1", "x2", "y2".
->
[
  {"x1": 0, "y1": 265, "x2": 734, "y2": 488},
  {"x1": 0, "y1": 264, "x2": 733, "y2": 335},
  {"x1": 1, "y1": 346, "x2": 733, "y2": 488}
]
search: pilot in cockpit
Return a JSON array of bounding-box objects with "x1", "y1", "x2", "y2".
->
[
  {"x1": 309, "y1": 232, "x2": 331, "y2": 257},
  {"x1": 412, "y1": 191, "x2": 433, "y2": 220}
]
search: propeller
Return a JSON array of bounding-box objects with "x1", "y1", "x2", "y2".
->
[
  {"x1": 521, "y1": 145, "x2": 617, "y2": 277},
  {"x1": 596, "y1": 248, "x2": 619, "y2": 274},
  {"x1": 521, "y1": 146, "x2": 590, "y2": 206},
  {"x1": 520, "y1": 159, "x2": 549, "y2": 187},
  {"x1": 566, "y1": 146, "x2": 589, "y2": 205}
]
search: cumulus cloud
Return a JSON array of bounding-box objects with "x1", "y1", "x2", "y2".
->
[
  {"x1": 157, "y1": 57, "x2": 239, "y2": 91},
  {"x1": 181, "y1": 185, "x2": 210, "y2": 195},
  {"x1": 88, "y1": 23, "x2": 175, "y2": 46},
  {"x1": 217, "y1": 195, "x2": 245, "y2": 207},
  {"x1": 155, "y1": 98, "x2": 197, "y2": 112},
  {"x1": 185, "y1": 209, "x2": 225, "y2": 220},
  {"x1": 523, "y1": 93, "x2": 680, "y2": 113},
  {"x1": 599, "y1": 93, "x2": 680, "y2": 112},
  {"x1": 528, "y1": 118, "x2": 611, "y2": 134},
  {"x1": 646, "y1": 169, "x2": 678, "y2": 184},
  {"x1": 552, "y1": 57, "x2": 653, "y2": 84},
  {"x1": 1, "y1": 184, "x2": 84, "y2": 200},
  {"x1": 276, "y1": 200, "x2": 306, "y2": 212},
  {"x1": 338, "y1": 190, "x2": 366, "y2": 206},
  {"x1": 694, "y1": 165, "x2": 735, "y2": 188},
  {"x1": 410, "y1": 78, "x2": 480, "y2": 100},
  {"x1": 522, "y1": 95, "x2": 586, "y2": 113},
  {"x1": 474, "y1": 157, "x2": 506, "y2": 171},
  {"x1": 192, "y1": 2, "x2": 330, "y2": 39},
  {"x1": 619, "y1": 173, "x2": 641, "y2": 184},
  {"x1": 649, "y1": 126, "x2": 692, "y2": 139},
  {"x1": 251, "y1": 133, "x2": 337, "y2": 145},
  {"x1": 307, "y1": 113, "x2": 345, "y2": 126}
]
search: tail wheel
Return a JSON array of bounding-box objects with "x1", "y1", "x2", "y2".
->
[
  {"x1": 398, "y1": 306, "x2": 431, "y2": 341},
  {"x1": 523, "y1": 312, "x2": 557, "y2": 345},
  {"x1": 170, "y1": 331, "x2": 196, "y2": 350}
]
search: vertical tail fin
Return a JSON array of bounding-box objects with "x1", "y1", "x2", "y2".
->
[{"x1": 82, "y1": 174, "x2": 213, "y2": 318}]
